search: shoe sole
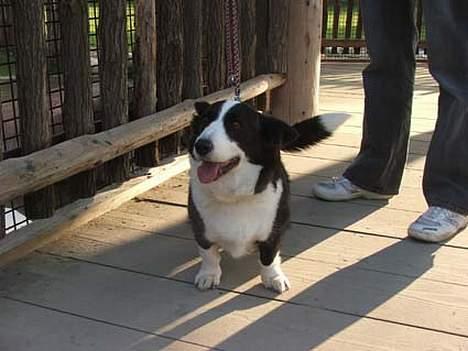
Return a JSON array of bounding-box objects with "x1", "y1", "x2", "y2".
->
[
  {"x1": 313, "y1": 188, "x2": 393, "y2": 202},
  {"x1": 408, "y1": 224, "x2": 467, "y2": 243}
]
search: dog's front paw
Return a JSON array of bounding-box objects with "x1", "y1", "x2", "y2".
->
[
  {"x1": 261, "y1": 270, "x2": 290, "y2": 294},
  {"x1": 194, "y1": 268, "x2": 222, "y2": 290}
]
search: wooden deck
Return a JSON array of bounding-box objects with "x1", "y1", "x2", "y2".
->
[{"x1": 2, "y1": 62, "x2": 468, "y2": 351}]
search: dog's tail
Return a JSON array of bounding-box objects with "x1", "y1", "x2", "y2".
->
[{"x1": 282, "y1": 113, "x2": 351, "y2": 152}]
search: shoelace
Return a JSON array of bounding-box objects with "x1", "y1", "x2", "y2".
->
[
  {"x1": 423, "y1": 206, "x2": 465, "y2": 227},
  {"x1": 332, "y1": 177, "x2": 357, "y2": 192}
]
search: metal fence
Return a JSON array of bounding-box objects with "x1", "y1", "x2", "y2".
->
[
  {"x1": 322, "y1": 0, "x2": 427, "y2": 60},
  {"x1": 0, "y1": 0, "x2": 140, "y2": 234}
]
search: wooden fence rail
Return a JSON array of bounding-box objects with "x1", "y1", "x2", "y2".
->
[{"x1": 0, "y1": 74, "x2": 285, "y2": 205}]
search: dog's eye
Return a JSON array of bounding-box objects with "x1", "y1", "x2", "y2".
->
[{"x1": 232, "y1": 121, "x2": 241, "y2": 129}]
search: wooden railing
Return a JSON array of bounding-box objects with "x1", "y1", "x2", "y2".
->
[{"x1": 0, "y1": 0, "x2": 322, "y2": 264}]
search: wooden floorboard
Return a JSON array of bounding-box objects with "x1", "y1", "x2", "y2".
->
[{"x1": 2, "y1": 62, "x2": 468, "y2": 350}]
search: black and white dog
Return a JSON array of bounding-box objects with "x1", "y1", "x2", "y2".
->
[{"x1": 188, "y1": 100, "x2": 348, "y2": 293}]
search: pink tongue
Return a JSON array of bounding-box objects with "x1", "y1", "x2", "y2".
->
[{"x1": 197, "y1": 162, "x2": 221, "y2": 184}]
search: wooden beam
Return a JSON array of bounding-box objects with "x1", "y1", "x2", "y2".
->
[
  {"x1": 98, "y1": 0, "x2": 130, "y2": 183},
  {"x1": 0, "y1": 155, "x2": 190, "y2": 267},
  {"x1": 59, "y1": 0, "x2": 96, "y2": 202},
  {"x1": 0, "y1": 74, "x2": 286, "y2": 204},
  {"x1": 13, "y1": 0, "x2": 55, "y2": 219},
  {"x1": 133, "y1": 0, "x2": 158, "y2": 167},
  {"x1": 271, "y1": 0, "x2": 322, "y2": 124}
]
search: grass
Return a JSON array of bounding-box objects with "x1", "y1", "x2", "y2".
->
[
  {"x1": 323, "y1": 6, "x2": 426, "y2": 41},
  {"x1": 324, "y1": 7, "x2": 361, "y2": 40}
]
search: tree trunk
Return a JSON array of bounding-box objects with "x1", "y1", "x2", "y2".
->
[
  {"x1": 59, "y1": 0, "x2": 96, "y2": 202},
  {"x1": 270, "y1": 0, "x2": 322, "y2": 124},
  {"x1": 156, "y1": 0, "x2": 184, "y2": 159},
  {"x1": 203, "y1": 0, "x2": 225, "y2": 94},
  {"x1": 182, "y1": 0, "x2": 202, "y2": 99},
  {"x1": 134, "y1": 0, "x2": 158, "y2": 167},
  {"x1": 0, "y1": 96, "x2": 4, "y2": 239},
  {"x1": 98, "y1": 0, "x2": 130, "y2": 183},
  {"x1": 241, "y1": 0, "x2": 256, "y2": 82},
  {"x1": 13, "y1": 0, "x2": 56, "y2": 219}
]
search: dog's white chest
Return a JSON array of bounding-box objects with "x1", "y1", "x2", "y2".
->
[{"x1": 191, "y1": 179, "x2": 283, "y2": 258}]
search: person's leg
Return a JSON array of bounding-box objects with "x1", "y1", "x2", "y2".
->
[
  {"x1": 421, "y1": 1, "x2": 468, "y2": 215},
  {"x1": 343, "y1": 0, "x2": 418, "y2": 195},
  {"x1": 314, "y1": 0, "x2": 418, "y2": 201},
  {"x1": 408, "y1": 1, "x2": 468, "y2": 242}
]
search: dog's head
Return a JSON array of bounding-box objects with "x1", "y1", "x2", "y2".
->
[{"x1": 189, "y1": 100, "x2": 298, "y2": 184}]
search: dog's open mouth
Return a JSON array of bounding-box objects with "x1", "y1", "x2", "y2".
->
[{"x1": 197, "y1": 156, "x2": 240, "y2": 184}]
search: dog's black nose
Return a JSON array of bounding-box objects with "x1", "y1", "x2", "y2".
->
[{"x1": 195, "y1": 139, "x2": 213, "y2": 156}]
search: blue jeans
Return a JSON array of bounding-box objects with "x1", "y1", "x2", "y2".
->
[{"x1": 344, "y1": 0, "x2": 468, "y2": 215}]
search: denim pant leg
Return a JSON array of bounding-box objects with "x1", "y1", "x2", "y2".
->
[
  {"x1": 422, "y1": 1, "x2": 468, "y2": 215},
  {"x1": 344, "y1": 0, "x2": 418, "y2": 195}
]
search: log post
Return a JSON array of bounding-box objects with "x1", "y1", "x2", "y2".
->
[
  {"x1": 255, "y1": 0, "x2": 269, "y2": 111},
  {"x1": 98, "y1": 0, "x2": 130, "y2": 183},
  {"x1": 270, "y1": 0, "x2": 322, "y2": 124},
  {"x1": 0, "y1": 103, "x2": 4, "y2": 239},
  {"x1": 156, "y1": 0, "x2": 184, "y2": 159},
  {"x1": 133, "y1": 0, "x2": 158, "y2": 167},
  {"x1": 203, "y1": 0, "x2": 225, "y2": 94},
  {"x1": 13, "y1": 0, "x2": 56, "y2": 219},
  {"x1": 59, "y1": 0, "x2": 96, "y2": 200},
  {"x1": 182, "y1": 0, "x2": 202, "y2": 99},
  {"x1": 240, "y1": 0, "x2": 256, "y2": 82}
]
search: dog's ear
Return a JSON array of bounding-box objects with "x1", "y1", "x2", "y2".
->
[
  {"x1": 194, "y1": 101, "x2": 210, "y2": 116},
  {"x1": 261, "y1": 115, "x2": 298, "y2": 148}
]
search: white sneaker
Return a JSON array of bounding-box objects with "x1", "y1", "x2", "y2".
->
[
  {"x1": 312, "y1": 176, "x2": 393, "y2": 201},
  {"x1": 408, "y1": 206, "x2": 468, "y2": 242}
]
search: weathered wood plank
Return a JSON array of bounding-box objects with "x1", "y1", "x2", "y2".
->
[
  {"x1": 59, "y1": 0, "x2": 96, "y2": 202},
  {"x1": 0, "y1": 155, "x2": 189, "y2": 267},
  {"x1": 13, "y1": 0, "x2": 55, "y2": 219},
  {"x1": 2, "y1": 252, "x2": 467, "y2": 350},
  {"x1": 93, "y1": 198, "x2": 468, "y2": 287},
  {"x1": 98, "y1": 0, "x2": 130, "y2": 183},
  {"x1": 0, "y1": 74, "x2": 285, "y2": 204},
  {"x1": 125, "y1": 170, "x2": 468, "y2": 249},
  {"x1": 281, "y1": 155, "x2": 424, "y2": 189},
  {"x1": 40, "y1": 221, "x2": 468, "y2": 337},
  {"x1": 134, "y1": 0, "x2": 158, "y2": 167},
  {"x1": 137, "y1": 170, "x2": 428, "y2": 214},
  {"x1": 283, "y1": 144, "x2": 426, "y2": 171},
  {"x1": 0, "y1": 298, "x2": 209, "y2": 351}
]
